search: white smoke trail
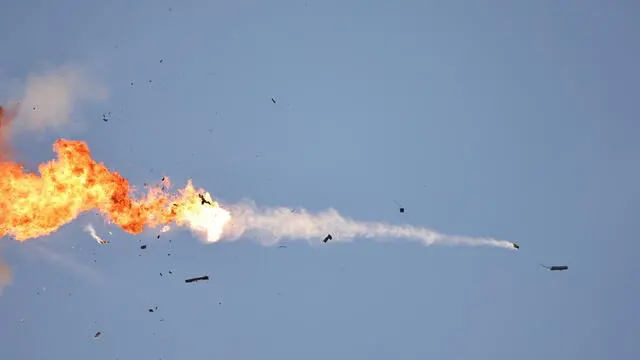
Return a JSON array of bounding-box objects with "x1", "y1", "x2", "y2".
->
[
  {"x1": 84, "y1": 224, "x2": 108, "y2": 244},
  {"x1": 180, "y1": 198, "x2": 514, "y2": 250}
]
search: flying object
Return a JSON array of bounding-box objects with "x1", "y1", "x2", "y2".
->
[
  {"x1": 322, "y1": 234, "x2": 333, "y2": 243},
  {"x1": 541, "y1": 265, "x2": 568, "y2": 271},
  {"x1": 198, "y1": 193, "x2": 212, "y2": 206},
  {"x1": 271, "y1": 98, "x2": 276, "y2": 104},
  {"x1": 512, "y1": 243, "x2": 520, "y2": 250}
]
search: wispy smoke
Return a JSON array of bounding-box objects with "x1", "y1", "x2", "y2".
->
[
  {"x1": 210, "y1": 199, "x2": 513, "y2": 249},
  {"x1": 30, "y1": 244, "x2": 103, "y2": 284},
  {"x1": 0, "y1": 257, "x2": 11, "y2": 295},
  {"x1": 8, "y1": 66, "x2": 107, "y2": 133}
]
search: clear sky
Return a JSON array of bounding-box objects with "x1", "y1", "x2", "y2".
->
[{"x1": 1, "y1": 1, "x2": 639, "y2": 359}]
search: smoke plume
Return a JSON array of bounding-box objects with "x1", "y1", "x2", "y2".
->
[
  {"x1": 198, "y1": 200, "x2": 514, "y2": 249},
  {"x1": 0, "y1": 257, "x2": 11, "y2": 295},
  {"x1": 7, "y1": 66, "x2": 107, "y2": 134}
]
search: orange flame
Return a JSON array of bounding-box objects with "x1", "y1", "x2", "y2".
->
[{"x1": 0, "y1": 139, "x2": 216, "y2": 241}]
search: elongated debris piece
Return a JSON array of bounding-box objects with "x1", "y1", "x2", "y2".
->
[{"x1": 185, "y1": 275, "x2": 209, "y2": 283}]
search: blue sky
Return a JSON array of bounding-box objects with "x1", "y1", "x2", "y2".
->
[{"x1": 1, "y1": 1, "x2": 639, "y2": 359}]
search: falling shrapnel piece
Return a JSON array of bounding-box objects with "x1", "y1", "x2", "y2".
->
[
  {"x1": 198, "y1": 193, "x2": 212, "y2": 206},
  {"x1": 140, "y1": 245, "x2": 147, "y2": 250},
  {"x1": 322, "y1": 234, "x2": 333, "y2": 243},
  {"x1": 271, "y1": 97, "x2": 276, "y2": 104},
  {"x1": 512, "y1": 243, "x2": 519, "y2": 250},
  {"x1": 94, "y1": 332, "x2": 101, "y2": 338},
  {"x1": 541, "y1": 265, "x2": 568, "y2": 271},
  {"x1": 185, "y1": 275, "x2": 209, "y2": 283}
]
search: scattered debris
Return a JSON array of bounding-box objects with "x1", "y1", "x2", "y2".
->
[
  {"x1": 198, "y1": 193, "x2": 212, "y2": 206},
  {"x1": 185, "y1": 275, "x2": 209, "y2": 283},
  {"x1": 541, "y1": 265, "x2": 569, "y2": 271},
  {"x1": 102, "y1": 111, "x2": 111, "y2": 122},
  {"x1": 140, "y1": 245, "x2": 147, "y2": 250},
  {"x1": 160, "y1": 59, "x2": 164, "y2": 63},
  {"x1": 168, "y1": 270, "x2": 173, "y2": 274},
  {"x1": 94, "y1": 332, "x2": 102, "y2": 338},
  {"x1": 512, "y1": 243, "x2": 520, "y2": 250},
  {"x1": 322, "y1": 234, "x2": 333, "y2": 243},
  {"x1": 271, "y1": 98, "x2": 276, "y2": 104},
  {"x1": 148, "y1": 306, "x2": 157, "y2": 313},
  {"x1": 278, "y1": 245, "x2": 287, "y2": 249}
]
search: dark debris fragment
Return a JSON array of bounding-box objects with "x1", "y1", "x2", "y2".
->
[
  {"x1": 185, "y1": 275, "x2": 209, "y2": 283},
  {"x1": 140, "y1": 245, "x2": 147, "y2": 250}
]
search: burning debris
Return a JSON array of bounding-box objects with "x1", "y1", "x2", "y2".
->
[
  {"x1": 185, "y1": 275, "x2": 209, "y2": 283},
  {"x1": 84, "y1": 224, "x2": 108, "y2": 244},
  {"x1": 322, "y1": 234, "x2": 333, "y2": 243}
]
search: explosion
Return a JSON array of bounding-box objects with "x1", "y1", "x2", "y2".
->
[
  {"x1": 0, "y1": 102, "x2": 512, "y2": 250},
  {"x1": 0, "y1": 138, "x2": 232, "y2": 242}
]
